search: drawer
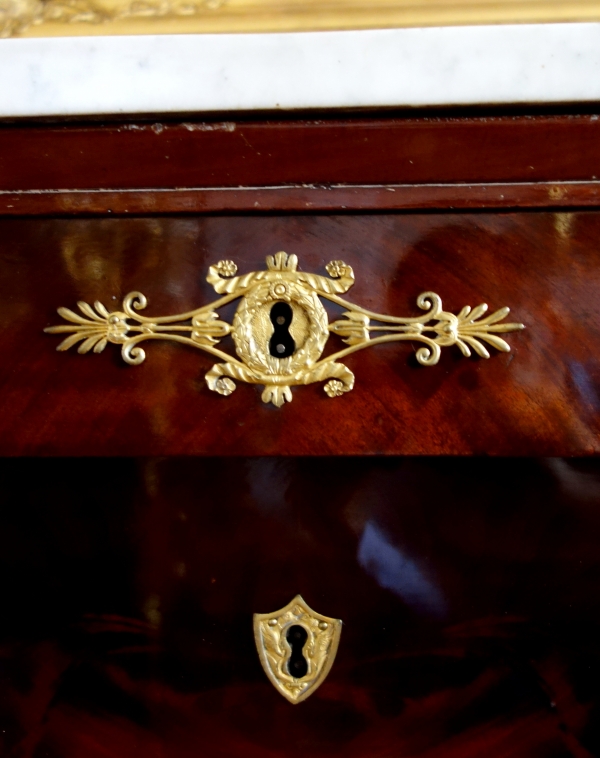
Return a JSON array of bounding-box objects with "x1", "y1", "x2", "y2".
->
[
  {"x1": 1, "y1": 456, "x2": 599, "y2": 758},
  {"x1": 0, "y1": 210, "x2": 598, "y2": 455},
  {"x1": 1, "y1": 113, "x2": 600, "y2": 758},
  {"x1": 1, "y1": 114, "x2": 599, "y2": 456}
]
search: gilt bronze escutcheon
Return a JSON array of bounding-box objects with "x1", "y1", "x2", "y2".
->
[
  {"x1": 45, "y1": 252, "x2": 524, "y2": 406},
  {"x1": 253, "y1": 595, "x2": 342, "y2": 704}
]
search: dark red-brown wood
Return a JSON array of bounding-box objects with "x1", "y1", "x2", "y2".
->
[
  {"x1": 2, "y1": 181, "x2": 600, "y2": 215},
  {"x1": 2, "y1": 457, "x2": 600, "y2": 758},
  {"x1": 0, "y1": 212, "x2": 598, "y2": 456},
  {"x1": 2, "y1": 111, "x2": 600, "y2": 758},
  {"x1": 1, "y1": 115, "x2": 600, "y2": 193}
]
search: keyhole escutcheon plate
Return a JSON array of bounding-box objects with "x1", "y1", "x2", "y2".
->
[
  {"x1": 46, "y1": 251, "x2": 524, "y2": 408},
  {"x1": 253, "y1": 594, "x2": 342, "y2": 704}
]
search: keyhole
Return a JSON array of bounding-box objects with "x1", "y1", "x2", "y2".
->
[
  {"x1": 286, "y1": 625, "x2": 308, "y2": 678},
  {"x1": 269, "y1": 302, "x2": 295, "y2": 358}
]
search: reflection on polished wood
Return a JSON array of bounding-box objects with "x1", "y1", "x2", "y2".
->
[
  {"x1": 9, "y1": 0, "x2": 600, "y2": 38},
  {"x1": 0, "y1": 113, "x2": 598, "y2": 455},
  {"x1": 2, "y1": 117, "x2": 600, "y2": 204},
  {"x1": 1, "y1": 457, "x2": 600, "y2": 756},
  {"x1": 0, "y1": 212, "x2": 597, "y2": 455}
]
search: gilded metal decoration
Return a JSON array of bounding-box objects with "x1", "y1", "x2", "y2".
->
[
  {"x1": 45, "y1": 252, "x2": 525, "y2": 406},
  {"x1": 253, "y1": 595, "x2": 342, "y2": 704},
  {"x1": 1, "y1": 0, "x2": 591, "y2": 40}
]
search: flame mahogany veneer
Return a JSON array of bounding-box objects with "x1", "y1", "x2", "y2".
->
[
  {"x1": 0, "y1": 113, "x2": 598, "y2": 455},
  {"x1": 0, "y1": 113, "x2": 599, "y2": 758},
  {"x1": 0, "y1": 210, "x2": 597, "y2": 455},
  {"x1": 1, "y1": 458, "x2": 600, "y2": 758}
]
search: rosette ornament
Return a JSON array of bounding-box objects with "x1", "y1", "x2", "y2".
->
[{"x1": 46, "y1": 254, "x2": 524, "y2": 406}]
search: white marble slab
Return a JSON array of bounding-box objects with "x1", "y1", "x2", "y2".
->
[{"x1": 0, "y1": 23, "x2": 600, "y2": 117}]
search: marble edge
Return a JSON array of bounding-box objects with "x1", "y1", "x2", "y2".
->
[{"x1": 0, "y1": 23, "x2": 599, "y2": 117}]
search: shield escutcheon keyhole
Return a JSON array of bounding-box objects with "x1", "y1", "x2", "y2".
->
[
  {"x1": 269, "y1": 302, "x2": 296, "y2": 358},
  {"x1": 286, "y1": 625, "x2": 308, "y2": 678}
]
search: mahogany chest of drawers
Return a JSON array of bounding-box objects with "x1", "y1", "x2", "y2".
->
[{"x1": 0, "y1": 111, "x2": 599, "y2": 757}]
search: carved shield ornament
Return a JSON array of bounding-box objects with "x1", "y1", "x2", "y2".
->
[
  {"x1": 46, "y1": 252, "x2": 524, "y2": 406},
  {"x1": 253, "y1": 595, "x2": 342, "y2": 703}
]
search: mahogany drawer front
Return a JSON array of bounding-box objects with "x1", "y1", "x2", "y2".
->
[
  {"x1": 2, "y1": 457, "x2": 599, "y2": 758},
  {"x1": 0, "y1": 210, "x2": 597, "y2": 456}
]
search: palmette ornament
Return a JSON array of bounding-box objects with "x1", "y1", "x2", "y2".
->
[{"x1": 45, "y1": 252, "x2": 524, "y2": 407}]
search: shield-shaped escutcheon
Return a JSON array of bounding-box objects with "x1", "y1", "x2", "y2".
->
[{"x1": 253, "y1": 594, "x2": 342, "y2": 704}]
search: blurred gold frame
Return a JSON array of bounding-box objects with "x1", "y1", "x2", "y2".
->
[{"x1": 5, "y1": 0, "x2": 600, "y2": 39}]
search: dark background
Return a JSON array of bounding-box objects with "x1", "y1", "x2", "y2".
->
[{"x1": 1, "y1": 457, "x2": 599, "y2": 757}]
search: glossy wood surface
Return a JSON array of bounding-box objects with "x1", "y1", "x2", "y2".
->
[
  {"x1": 0, "y1": 211, "x2": 598, "y2": 456},
  {"x1": 1, "y1": 457, "x2": 600, "y2": 758},
  {"x1": 2, "y1": 181, "x2": 600, "y2": 215},
  {"x1": 1, "y1": 115, "x2": 600, "y2": 193}
]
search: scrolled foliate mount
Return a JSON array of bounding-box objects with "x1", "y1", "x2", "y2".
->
[{"x1": 45, "y1": 252, "x2": 525, "y2": 407}]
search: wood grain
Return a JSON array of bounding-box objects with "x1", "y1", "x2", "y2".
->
[
  {"x1": 0, "y1": 211, "x2": 598, "y2": 456},
  {"x1": 1, "y1": 116, "x2": 600, "y2": 193},
  {"x1": 2, "y1": 457, "x2": 600, "y2": 757},
  {"x1": 2, "y1": 181, "x2": 600, "y2": 215}
]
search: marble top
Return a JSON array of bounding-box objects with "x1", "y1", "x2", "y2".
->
[{"x1": 1, "y1": 22, "x2": 599, "y2": 117}]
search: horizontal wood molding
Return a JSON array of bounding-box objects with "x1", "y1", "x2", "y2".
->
[
  {"x1": 2, "y1": 116, "x2": 600, "y2": 195},
  {"x1": 2, "y1": 182, "x2": 600, "y2": 215},
  {"x1": 10, "y1": 0, "x2": 600, "y2": 38}
]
